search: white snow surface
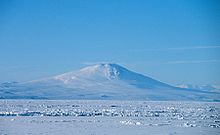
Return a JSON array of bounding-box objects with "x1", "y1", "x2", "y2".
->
[
  {"x1": 0, "y1": 63, "x2": 219, "y2": 101},
  {"x1": 0, "y1": 100, "x2": 219, "y2": 135}
]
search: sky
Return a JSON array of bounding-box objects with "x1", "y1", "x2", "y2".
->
[{"x1": 0, "y1": 0, "x2": 219, "y2": 85}]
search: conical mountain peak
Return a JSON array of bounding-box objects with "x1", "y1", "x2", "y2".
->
[
  {"x1": 79, "y1": 63, "x2": 125, "y2": 78},
  {"x1": 54, "y1": 63, "x2": 171, "y2": 88},
  {"x1": 55, "y1": 63, "x2": 127, "y2": 82}
]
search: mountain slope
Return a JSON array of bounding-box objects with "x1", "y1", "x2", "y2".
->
[{"x1": 0, "y1": 63, "x2": 219, "y2": 101}]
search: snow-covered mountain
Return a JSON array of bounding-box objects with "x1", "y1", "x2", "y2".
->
[{"x1": 0, "y1": 63, "x2": 219, "y2": 101}]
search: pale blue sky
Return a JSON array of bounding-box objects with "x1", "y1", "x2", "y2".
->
[{"x1": 0, "y1": 0, "x2": 219, "y2": 85}]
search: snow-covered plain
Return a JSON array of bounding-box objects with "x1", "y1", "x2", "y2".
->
[{"x1": 0, "y1": 100, "x2": 219, "y2": 135}]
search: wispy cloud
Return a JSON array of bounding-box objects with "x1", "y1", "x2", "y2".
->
[
  {"x1": 164, "y1": 59, "x2": 220, "y2": 64},
  {"x1": 81, "y1": 59, "x2": 220, "y2": 67},
  {"x1": 81, "y1": 61, "x2": 128, "y2": 66},
  {"x1": 131, "y1": 45, "x2": 220, "y2": 52},
  {"x1": 135, "y1": 59, "x2": 220, "y2": 65},
  {"x1": 161, "y1": 46, "x2": 220, "y2": 51},
  {"x1": 81, "y1": 61, "x2": 114, "y2": 65},
  {"x1": 0, "y1": 65, "x2": 31, "y2": 70}
]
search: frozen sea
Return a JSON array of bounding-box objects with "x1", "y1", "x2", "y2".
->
[{"x1": 0, "y1": 100, "x2": 219, "y2": 135}]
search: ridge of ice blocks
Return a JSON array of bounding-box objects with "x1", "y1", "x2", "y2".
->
[
  {"x1": 1, "y1": 100, "x2": 219, "y2": 135},
  {"x1": 0, "y1": 100, "x2": 219, "y2": 128}
]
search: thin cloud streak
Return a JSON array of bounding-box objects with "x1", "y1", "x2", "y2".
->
[
  {"x1": 164, "y1": 60, "x2": 220, "y2": 64},
  {"x1": 0, "y1": 65, "x2": 31, "y2": 70},
  {"x1": 81, "y1": 61, "x2": 129, "y2": 67},
  {"x1": 131, "y1": 45, "x2": 220, "y2": 52},
  {"x1": 81, "y1": 60, "x2": 220, "y2": 67},
  {"x1": 81, "y1": 61, "x2": 112, "y2": 65}
]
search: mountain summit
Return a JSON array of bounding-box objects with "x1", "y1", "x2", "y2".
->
[
  {"x1": 0, "y1": 63, "x2": 219, "y2": 101},
  {"x1": 54, "y1": 63, "x2": 172, "y2": 89},
  {"x1": 55, "y1": 63, "x2": 125, "y2": 82}
]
